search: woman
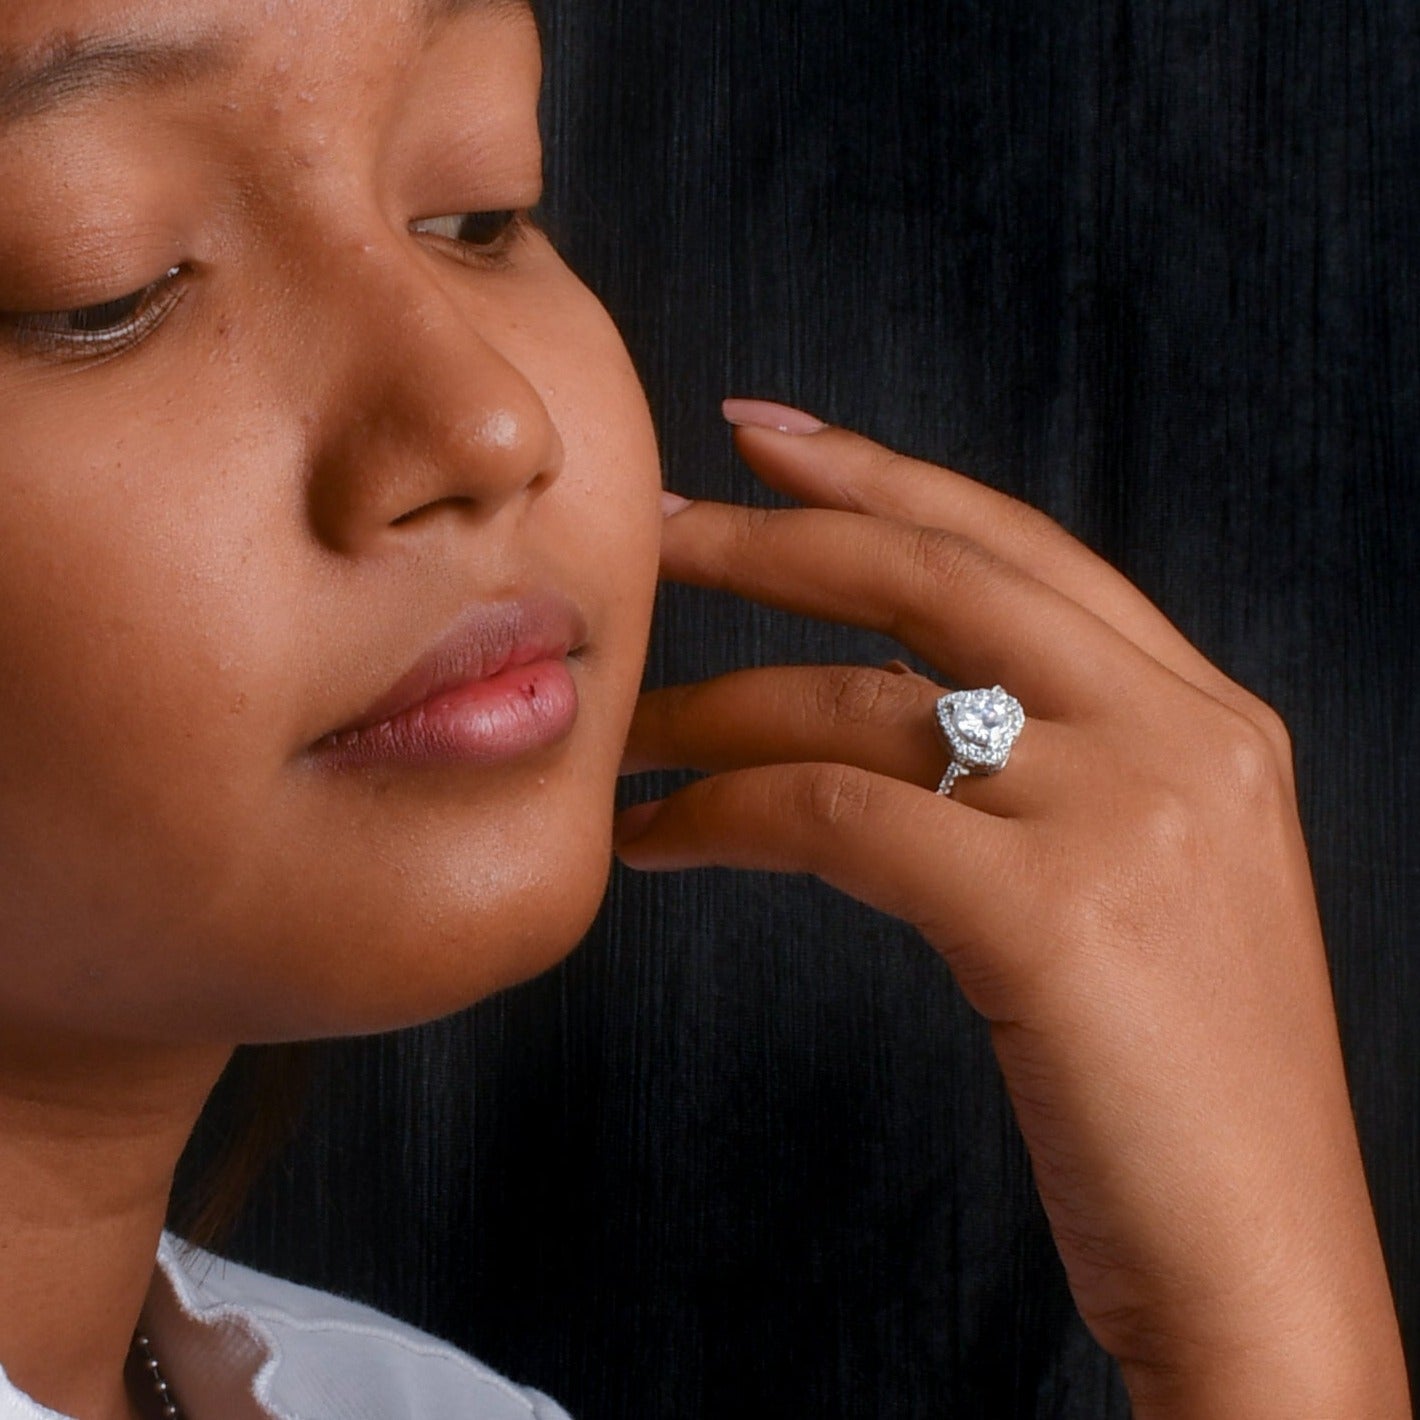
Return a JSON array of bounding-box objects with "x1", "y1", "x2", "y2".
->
[{"x1": 0, "y1": 0, "x2": 1408, "y2": 1417}]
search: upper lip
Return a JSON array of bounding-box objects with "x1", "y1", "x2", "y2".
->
[{"x1": 318, "y1": 588, "x2": 588, "y2": 741}]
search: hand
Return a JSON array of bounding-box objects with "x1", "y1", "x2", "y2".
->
[{"x1": 614, "y1": 404, "x2": 1410, "y2": 1418}]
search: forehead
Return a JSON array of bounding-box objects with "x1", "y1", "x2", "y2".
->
[
  {"x1": 0, "y1": 0, "x2": 530, "y2": 50},
  {"x1": 0, "y1": 0, "x2": 536, "y2": 127}
]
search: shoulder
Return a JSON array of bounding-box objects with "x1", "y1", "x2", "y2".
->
[{"x1": 156, "y1": 1232, "x2": 573, "y2": 1419}]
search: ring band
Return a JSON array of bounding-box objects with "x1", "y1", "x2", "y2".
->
[{"x1": 934, "y1": 685, "x2": 1026, "y2": 797}]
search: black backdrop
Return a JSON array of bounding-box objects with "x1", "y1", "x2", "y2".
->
[{"x1": 217, "y1": 3, "x2": 1420, "y2": 1415}]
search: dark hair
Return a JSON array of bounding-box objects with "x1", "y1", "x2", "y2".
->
[{"x1": 167, "y1": 1042, "x2": 316, "y2": 1252}]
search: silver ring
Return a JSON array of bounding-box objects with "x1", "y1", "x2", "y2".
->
[{"x1": 934, "y1": 685, "x2": 1026, "y2": 797}]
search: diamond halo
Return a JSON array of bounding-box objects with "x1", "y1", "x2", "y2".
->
[{"x1": 934, "y1": 684, "x2": 1025, "y2": 794}]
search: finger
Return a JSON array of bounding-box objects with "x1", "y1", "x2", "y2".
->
[
  {"x1": 612, "y1": 761, "x2": 1033, "y2": 1018},
  {"x1": 621, "y1": 663, "x2": 1069, "y2": 818},
  {"x1": 656, "y1": 499, "x2": 1169, "y2": 721},
  {"x1": 719, "y1": 409, "x2": 1240, "y2": 706}
]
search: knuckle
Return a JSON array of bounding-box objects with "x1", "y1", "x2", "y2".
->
[
  {"x1": 1182, "y1": 700, "x2": 1288, "y2": 807},
  {"x1": 800, "y1": 763, "x2": 875, "y2": 832},
  {"x1": 1215, "y1": 687, "x2": 1294, "y2": 772},
  {"x1": 1130, "y1": 781, "x2": 1201, "y2": 859},
  {"x1": 1045, "y1": 785, "x2": 1204, "y2": 956},
  {"x1": 817, "y1": 665, "x2": 905, "y2": 727},
  {"x1": 1038, "y1": 709, "x2": 1298, "y2": 968},
  {"x1": 998, "y1": 490, "x2": 1067, "y2": 552},
  {"x1": 726, "y1": 504, "x2": 778, "y2": 562},
  {"x1": 1247, "y1": 695, "x2": 1294, "y2": 763},
  {"x1": 907, "y1": 525, "x2": 979, "y2": 591},
  {"x1": 1218, "y1": 715, "x2": 1286, "y2": 803}
]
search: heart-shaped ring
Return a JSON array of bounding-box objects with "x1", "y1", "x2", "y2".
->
[{"x1": 933, "y1": 685, "x2": 1026, "y2": 797}]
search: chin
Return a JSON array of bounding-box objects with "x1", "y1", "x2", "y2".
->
[
  {"x1": 143, "y1": 631, "x2": 651, "y2": 1047},
  {"x1": 239, "y1": 802, "x2": 618, "y2": 1043}
]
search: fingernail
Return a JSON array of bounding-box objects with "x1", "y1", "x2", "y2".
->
[
  {"x1": 661, "y1": 490, "x2": 693, "y2": 518},
  {"x1": 882, "y1": 659, "x2": 914, "y2": 676},
  {"x1": 614, "y1": 799, "x2": 664, "y2": 848},
  {"x1": 722, "y1": 398, "x2": 827, "y2": 435}
]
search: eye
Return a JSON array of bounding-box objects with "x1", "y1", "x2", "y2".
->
[
  {"x1": 0, "y1": 265, "x2": 187, "y2": 360},
  {"x1": 409, "y1": 209, "x2": 530, "y2": 267}
]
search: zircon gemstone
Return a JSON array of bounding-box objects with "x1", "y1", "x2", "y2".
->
[
  {"x1": 934, "y1": 684, "x2": 1025, "y2": 775},
  {"x1": 954, "y1": 702, "x2": 1006, "y2": 745}
]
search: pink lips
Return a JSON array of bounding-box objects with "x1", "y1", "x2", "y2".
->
[{"x1": 312, "y1": 589, "x2": 588, "y2": 769}]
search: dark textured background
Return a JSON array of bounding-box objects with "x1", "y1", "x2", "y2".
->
[{"x1": 218, "y1": 2, "x2": 1420, "y2": 1415}]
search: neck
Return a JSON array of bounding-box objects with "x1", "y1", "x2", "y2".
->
[{"x1": 0, "y1": 1027, "x2": 231, "y2": 1420}]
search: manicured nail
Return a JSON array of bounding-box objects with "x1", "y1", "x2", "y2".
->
[
  {"x1": 661, "y1": 491, "x2": 693, "y2": 518},
  {"x1": 614, "y1": 799, "x2": 664, "y2": 849},
  {"x1": 722, "y1": 398, "x2": 827, "y2": 435},
  {"x1": 881, "y1": 659, "x2": 914, "y2": 676}
]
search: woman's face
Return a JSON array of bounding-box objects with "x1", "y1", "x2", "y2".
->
[{"x1": 0, "y1": 0, "x2": 663, "y2": 1044}]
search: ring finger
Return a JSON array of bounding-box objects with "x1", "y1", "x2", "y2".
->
[{"x1": 622, "y1": 662, "x2": 1076, "y2": 818}]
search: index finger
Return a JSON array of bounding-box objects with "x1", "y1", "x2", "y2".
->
[
  {"x1": 721, "y1": 408, "x2": 1244, "y2": 709},
  {"x1": 658, "y1": 500, "x2": 1169, "y2": 721}
]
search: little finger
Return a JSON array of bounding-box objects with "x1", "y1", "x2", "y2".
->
[{"x1": 613, "y1": 760, "x2": 1040, "y2": 1017}]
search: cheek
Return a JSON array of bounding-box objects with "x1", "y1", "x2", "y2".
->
[
  {"x1": 0, "y1": 395, "x2": 310, "y2": 1027},
  {"x1": 238, "y1": 293, "x2": 665, "y2": 1037},
  {"x1": 0, "y1": 275, "x2": 664, "y2": 1044},
  {"x1": 497, "y1": 267, "x2": 666, "y2": 761},
  {"x1": 0, "y1": 402, "x2": 287, "y2": 821}
]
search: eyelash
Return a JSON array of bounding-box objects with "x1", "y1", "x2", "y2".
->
[
  {"x1": 409, "y1": 208, "x2": 531, "y2": 268},
  {"x1": 1, "y1": 269, "x2": 189, "y2": 362},
  {"x1": 0, "y1": 208, "x2": 534, "y2": 362}
]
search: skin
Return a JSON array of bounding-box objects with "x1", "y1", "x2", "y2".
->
[
  {"x1": 0, "y1": 4, "x2": 1407, "y2": 1420},
  {"x1": 619, "y1": 419, "x2": 1412, "y2": 1416},
  {"x1": 0, "y1": 1, "x2": 661, "y2": 1415}
]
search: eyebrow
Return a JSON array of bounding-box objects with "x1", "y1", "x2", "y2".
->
[{"x1": 0, "y1": 0, "x2": 530, "y2": 128}]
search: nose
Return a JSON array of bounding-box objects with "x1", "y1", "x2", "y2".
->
[{"x1": 304, "y1": 242, "x2": 561, "y2": 557}]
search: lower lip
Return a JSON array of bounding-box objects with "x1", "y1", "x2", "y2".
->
[{"x1": 314, "y1": 657, "x2": 580, "y2": 770}]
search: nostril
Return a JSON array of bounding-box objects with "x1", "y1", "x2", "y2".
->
[
  {"x1": 309, "y1": 349, "x2": 559, "y2": 548},
  {"x1": 389, "y1": 495, "x2": 472, "y2": 527}
]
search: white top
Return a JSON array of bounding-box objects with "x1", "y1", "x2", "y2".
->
[{"x1": 0, "y1": 1232, "x2": 574, "y2": 1419}]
